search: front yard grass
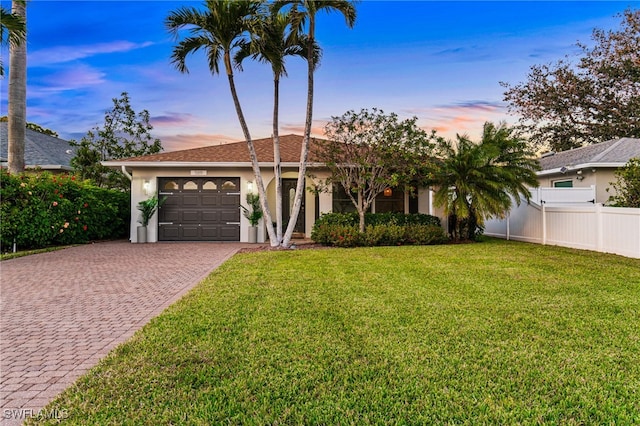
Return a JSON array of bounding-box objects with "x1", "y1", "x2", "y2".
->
[{"x1": 32, "y1": 239, "x2": 640, "y2": 424}]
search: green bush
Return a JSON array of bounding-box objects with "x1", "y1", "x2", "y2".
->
[
  {"x1": 0, "y1": 171, "x2": 130, "y2": 251},
  {"x1": 313, "y1": 212, "x2": 441, "y2": 228},
  {"x1": 311, "y1": 213, "x2": 446, "y2": 247}
]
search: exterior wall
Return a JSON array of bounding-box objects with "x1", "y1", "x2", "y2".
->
[
  {"x1": 130, "y1": 167, "x2": 261, "y2": 243},
  {"x1": 537, "y1": 168, "x2": 617, "y2": 204},
  {"x1": 129, "y1": 167, "x2": 334, "y2": 243},
  {"x1": 127, "y1": 165, "x2": 439, "y2": 243}
]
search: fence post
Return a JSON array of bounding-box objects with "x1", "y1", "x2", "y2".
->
[
  {"x1": 506, "y1": 211, "x2": 510, "y2": 241},
  {"x1": 596, "y1": 203, "x2": 603, "y2": 252},
  {"x1": 542, "y1": 202, "x2": 547, "y2": 245}
]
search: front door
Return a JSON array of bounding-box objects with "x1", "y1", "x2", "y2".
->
[{"x1": 282, "y1": 179, "x2": 305, "y2": 235}]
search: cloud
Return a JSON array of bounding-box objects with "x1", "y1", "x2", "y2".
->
[
  {"x1": 279, "y1": 121, "x2": 327, "y2": 138},
  {"x1": 160, "y1": 133, "x2": 241, "y2": 152},
  {"x1": 404, "y1": 100, "x2": 510, "y2": 139},
  {"x1": 151, "y1": 113, "x2": 198, "y2": 128},
  {"x1": 29, "y1": 65, "x2": 106, "y2": 95},
  {"x1": 30, "y1": 40, "x2": 154, "y2": 66}
]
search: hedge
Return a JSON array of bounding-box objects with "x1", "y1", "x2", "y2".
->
[
  {"x1": 311, "y1": 213, "x2": 447, "y2": 247},
  {"x1": 0, "y1": 171, "x2": 130, "y2": 251}
]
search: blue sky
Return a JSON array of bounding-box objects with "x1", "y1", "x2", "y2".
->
[{"x1": 1, "y1": 0, "x2": 638, "y2": 152}]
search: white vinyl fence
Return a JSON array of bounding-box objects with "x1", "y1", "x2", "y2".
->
[{"x1": 485, "y1": 191, "x2": 640, "y2": 259}]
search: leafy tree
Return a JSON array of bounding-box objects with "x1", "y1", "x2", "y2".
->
[
  {"x1": 275, "y1": 0, "x2": 357, "y2": 247},
  {"x1": 70, "y1": 92, "x2": 163, "y2": 191},
  {"x1": 320, "y1": 108, "x2": 437, "y2": 232},
  {"x1": 235, "y1": 5, "x2": 320, "y2": 244},
  {"x1": 502, "y1": 9, "x2": 640, "y2": 152},
  {"x1": 0, "y1": 116, "x2": 59, "y2": 137},
  {"x1": 0, "y1": 2, "x2": 26, "y2": 77},
  {"x1": 608, "y1": 158, "x2": 640, "y2": 208},
  {"x1": 430, "y1": 122, "x2": 540, "y2": 241},
  {"x1": 7, "y1": 0, "x2": 27, "y2": 174}
]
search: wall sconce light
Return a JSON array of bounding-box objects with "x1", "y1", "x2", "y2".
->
[
  {"x1": 247, "y1": 181, "x2": 254, "y2": 192},
  {"x1": 143, "y1": 180, "x2": 151, "y2": 195},
  {"x1": 577, "y1": 170, "x2": 582, "y2": 175},
  {"x1": 383, "y1": 188, "x2": 392, "y2": 197},
  {"x1": 576, "y1": 175, "x2": 584, "y2": 181}
]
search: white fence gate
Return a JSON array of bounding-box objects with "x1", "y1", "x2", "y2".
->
[{"x1": 485, "y1": 189, "x2": 640, "y2": 259}]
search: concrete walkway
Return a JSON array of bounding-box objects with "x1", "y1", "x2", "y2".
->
[{"x1": 0, "y1": 241, "x2": 244, "y2": 424}]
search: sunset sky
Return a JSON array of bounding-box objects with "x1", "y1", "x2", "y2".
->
[{"x1": 1, "y1": 1, "x2": 637, "y2": 152}]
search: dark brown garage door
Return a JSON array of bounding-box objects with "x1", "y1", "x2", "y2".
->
[{"x1": 157, "y1": 177, "x2": 240, "y2": 241}]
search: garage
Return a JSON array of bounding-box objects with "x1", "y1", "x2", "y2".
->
[{"x1": 157, "y1": 177, "x2": 241, "y2": 241}]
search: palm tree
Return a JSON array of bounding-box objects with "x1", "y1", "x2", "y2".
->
[
  {"x1": 7, "y1": 0, "x2": 27, "y2": 174},
  {"x1": 275, "y1": 0, "x2": 357, "y2": 247},
  {"x1": 431, "y1": 122, "x2": 540, "y2": 241},
  {"x1": 166, "y1": 0, "x2": 281, "y2": 245},
  {"x1": 234, "y1": 6, "x2": 320, "y2": 245},
  {"x1": 0, "y1": 4, "x2": 26, "y2": 77}
]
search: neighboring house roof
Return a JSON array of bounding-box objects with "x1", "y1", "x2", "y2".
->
[
  {"x1": 538, "y1": 137, "x2": 640, "y2": 176},
  {"x1": 0, "y1": 122, "x2": 75, "y2": 171},
  {"x1": 105, "y1": 134, "x2": 324, "y2": 168}
]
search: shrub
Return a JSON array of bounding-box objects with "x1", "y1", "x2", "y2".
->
[
  {"x1": 311, "y1": 212, "x2": 446, "y2": 247},
  {"x1": 0, "y1": 171, "x2": 130, "y2": 251},
  {"x1": 403, "y1": 224, "x2": 448, "y2": 245}
]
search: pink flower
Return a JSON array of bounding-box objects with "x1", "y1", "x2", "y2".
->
[
  {"x1": 63, "y1": 222, "x2": 69, "y2": 228},
  {"x1": 83, "y1": 225, "x2": 88, "y2": 231},
  {"x1": 52, "y1": 201, "x2": 58, "y2": 207}
]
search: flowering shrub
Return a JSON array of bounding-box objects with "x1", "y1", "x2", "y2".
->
[
  {"x1": 0, "y1": 171, "x2": 129, "y2": 251},
  {"x1": 311, "y1": 213, "x2": 446, "y2": 247}
]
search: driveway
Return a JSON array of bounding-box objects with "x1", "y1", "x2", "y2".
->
[{"x1": 0, "y1": 241, "x2": 245, "y2": 424}]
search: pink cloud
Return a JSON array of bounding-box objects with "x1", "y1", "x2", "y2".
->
[
  {"x1": 160, "y1": 133, "x2": 241, "y2": 152},
  {"x1": 32, "y1": 65, "x2": 106, "y2": 94},
  {"x1": 151, "y1": 113, "x2": 197, "y2": 128}
]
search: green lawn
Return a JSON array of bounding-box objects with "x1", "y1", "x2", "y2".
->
[{"x1": 32, "y1": 239, "x2": 640, "y2": 425}]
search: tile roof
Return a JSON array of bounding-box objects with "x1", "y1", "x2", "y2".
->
[
  {"x1": 120, "y1": 134, "x2": 324, "y2": 164},
  {"x1": 0, "y1": 122, "x2": 75, "y2": 170},
  {"x1": 538, "y1": 138, "x2": 640, "y2": 171}
]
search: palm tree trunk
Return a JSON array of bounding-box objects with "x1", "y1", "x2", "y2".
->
[
  {"x1": 282, "y1": 16, "x2": 315, "y2": 248},
  {"x1": 272, "y1": 76, "x2": 283, "y2": 244},
  {"x1": 224, "y1": 55, "x2": 278, "y2": 246},
  {"x1": 7, "y1": 0, "x2": 26, "y2": 174}
]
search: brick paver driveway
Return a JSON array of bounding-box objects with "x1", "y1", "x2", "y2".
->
[{"x1": 0, "y1": 241, "x2": 245, "y2": 424}]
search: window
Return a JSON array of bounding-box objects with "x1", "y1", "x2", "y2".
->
[
  {"x1": 163, "y1": 181, "x2": 178, "y2": 190},
  {"x1": 183, "y1": 180, "x2": 198, "y2": 190},
  {"x1": 203, "y1": 181, "x2": 217, "y2": 190},
  {"x1": 331, "y1": 185, "x2": 357, "y2": 213},
  {"x1": 553, "y1": 180, "x2": 573, "y2": 188},
  {"x1": 222, "y1": 180, "x2": 237, "y2": 190},
  {"x1": 374, "y1": 188, "x2": 404, "y2": 213}
]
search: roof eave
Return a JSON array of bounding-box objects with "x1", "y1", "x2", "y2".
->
[
  {"x1": 537, "y1": 162, "x2": 627, "y2": 176},
  {"x1": 102, "y1": 161, "x2": 326, "y2": 168}
]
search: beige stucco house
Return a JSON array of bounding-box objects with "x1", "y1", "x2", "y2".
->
[
  {"x1": 537, "y1": 138, "x2": 640, "y2": 203},
  {"x1": 104, "y1": 134, "x2": 434, "y2": 243}
]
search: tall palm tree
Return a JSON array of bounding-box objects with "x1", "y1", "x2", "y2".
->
[
  {"x1": 0, "y1": 4, "x2": 26, "y2": 76},
  {"x1": 234, "y1": 6, "x2": 320, "y2": 244},
  {"x1": 7, "y1": 0, "x2": 27, "y2": 174},
  {"x1": 166, "y1": 0, "x2": 281, "y2": 245},
  {"x1": 276, "y1": 0, "x2": 356, "y2": 247},
  {"x1": 431, "y1": 122, "x2": 540, "y2": 241}
]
